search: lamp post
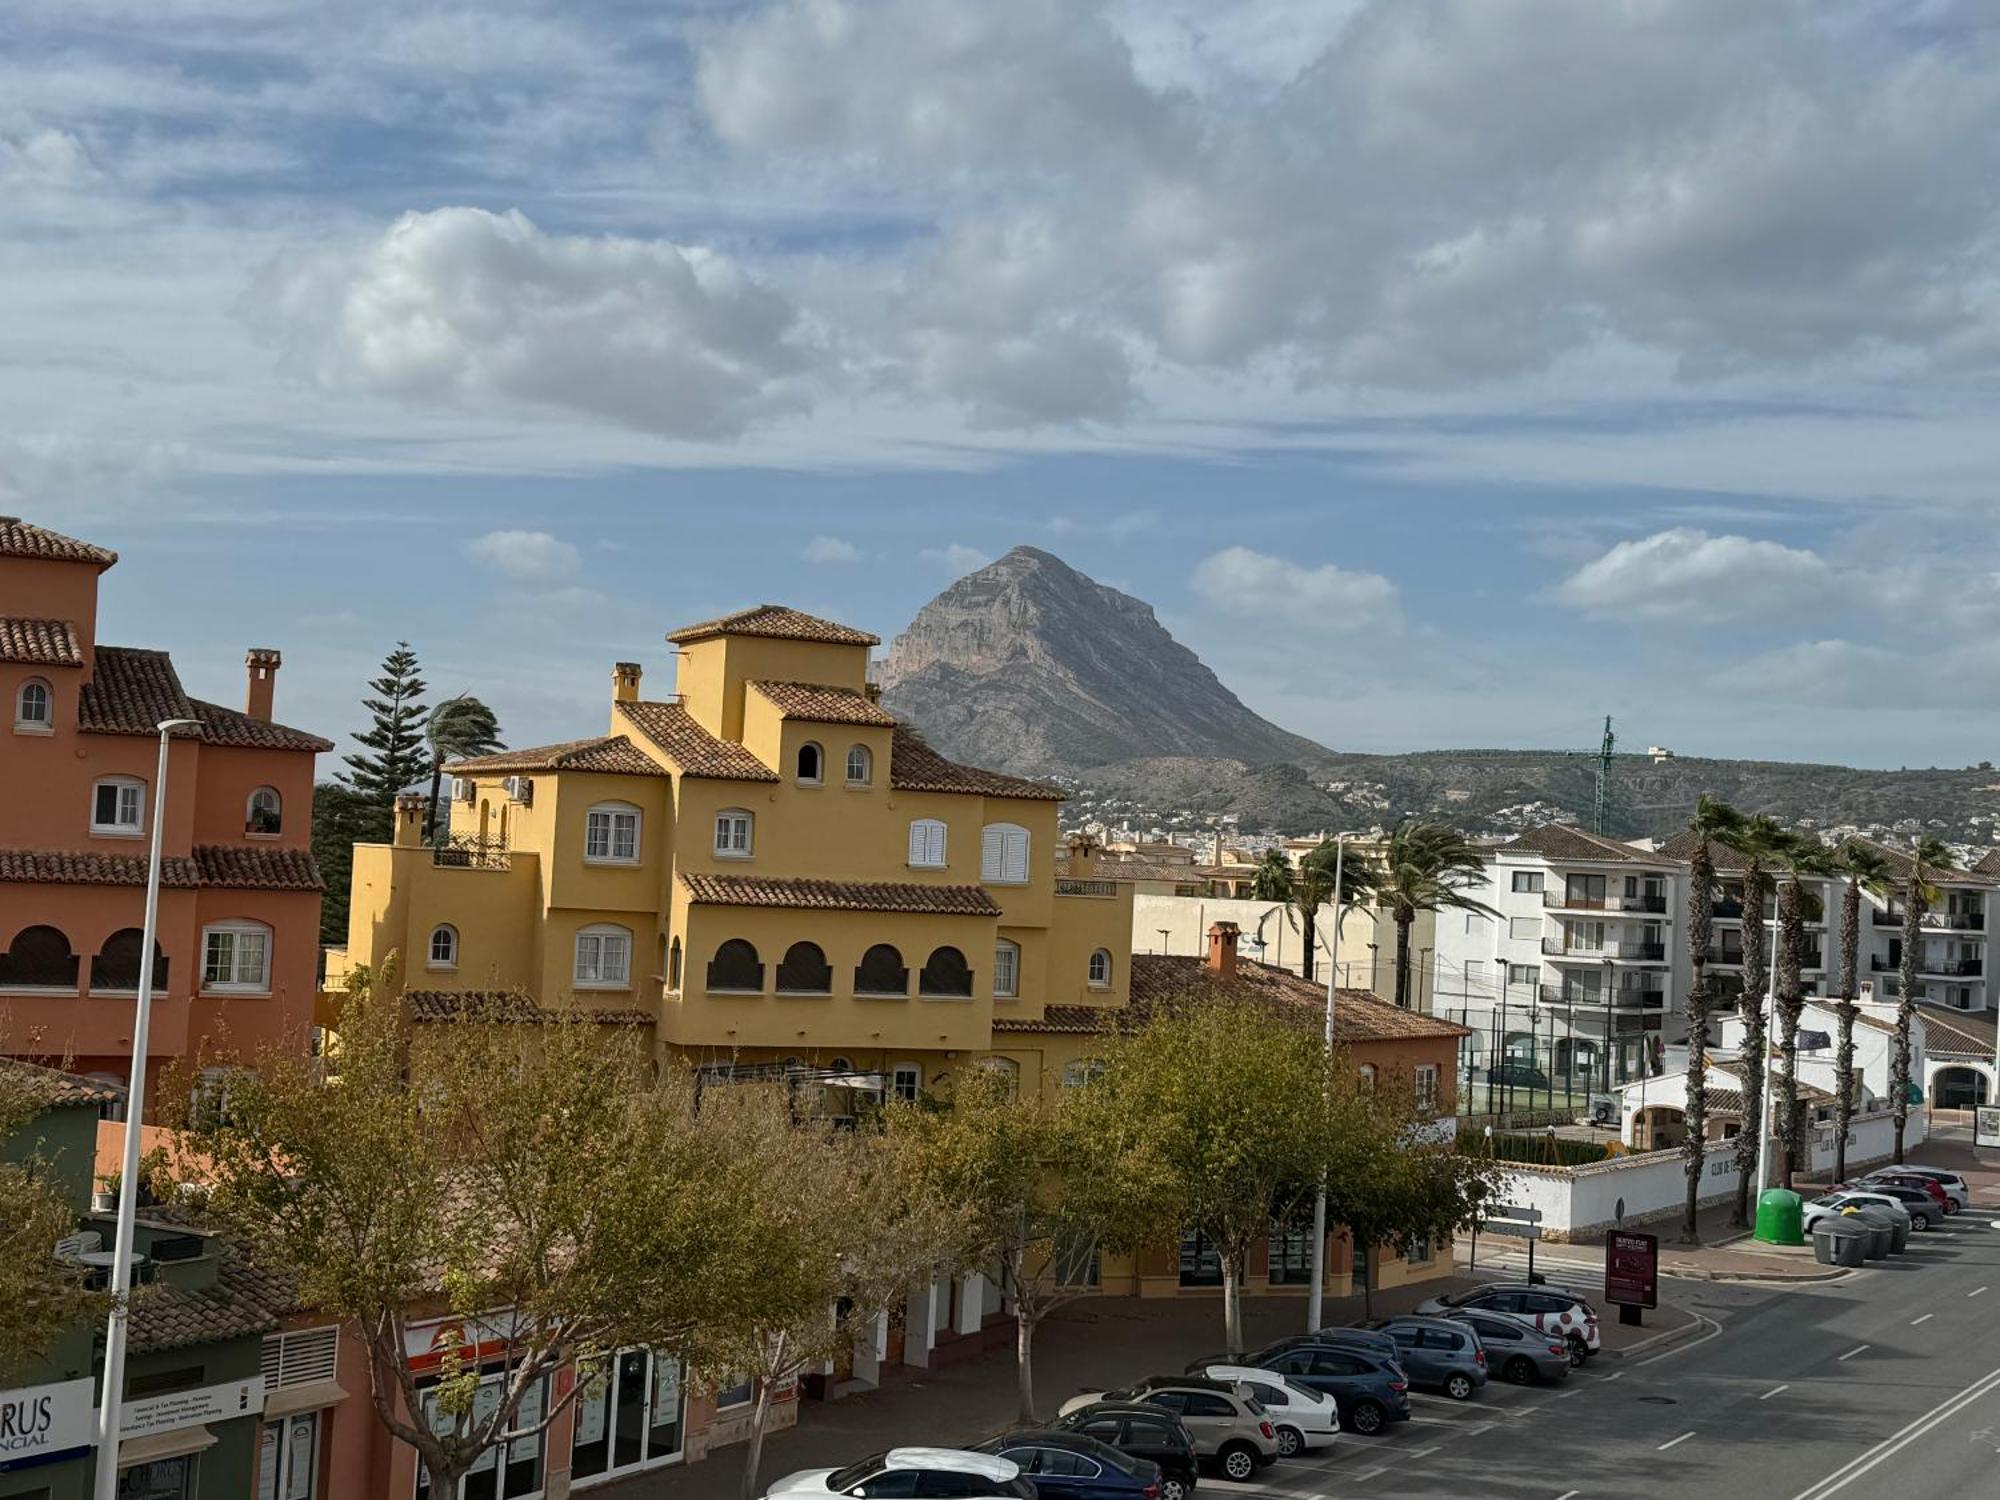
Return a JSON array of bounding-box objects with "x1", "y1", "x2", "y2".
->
[
  {"x1": 1602, "y1": 957, "x2": 1615, "y2": 1103},
  {"x1": 1307, "y1": 834, "x2": 1347, "y2": 1332},
  {"x1": 94, "y1": 717, "x2": 201, "y2": 1500}
]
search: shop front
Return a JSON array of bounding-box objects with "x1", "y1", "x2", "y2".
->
[{"x1": 570, "y1": 1348, "x2": 684, "y2": 1487}]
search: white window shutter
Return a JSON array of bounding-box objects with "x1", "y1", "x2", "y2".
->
[
  {"x1": 1006, "y1": 828, "x2": 1028, "y2": 883},
  {"x1": 982, "y1": 825, "x2": 1005, "y2": 881},
  {"x1": 928, "y1": 821, "x2": 947, "y2": 866},
  {"x1": 909, "y1": 821, "x2": 925, "y2": 865}
]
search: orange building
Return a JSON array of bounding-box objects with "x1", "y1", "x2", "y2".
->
[{"x1": 0, "y1": 517, "x2": 331, "y2": 1102}]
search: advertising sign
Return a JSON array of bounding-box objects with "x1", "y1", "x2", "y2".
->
[
  {"x1": 1605, "y1": 1230, "x2": 1659, "y2": 1311},
  {"x1": 114, "y1": 1376, "x2": 264, "y2": 1439},
  {"x1": 0, "y1": 1378, "x2": 94, "y2": 1471},
  {"x1": 1977, "y1": 1105, "x2": 2000, "y2": 1150}
]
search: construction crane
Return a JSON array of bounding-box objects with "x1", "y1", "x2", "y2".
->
[{"x1": 1593, "y1": 715, "x2": 1615, "y2": 836}]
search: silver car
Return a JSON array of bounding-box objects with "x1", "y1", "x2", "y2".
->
[{"x1": 1440, "y1": 1309, "x2": 1570, "y2": 1385}]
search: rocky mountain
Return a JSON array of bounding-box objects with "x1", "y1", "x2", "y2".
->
[{"x1": 877, "y1": 546, "x2": 1327, "y2": 776}]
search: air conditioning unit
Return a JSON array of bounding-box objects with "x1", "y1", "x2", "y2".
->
[{"x1": 503, "y1": 776, "x2": 534, "y2": 806}]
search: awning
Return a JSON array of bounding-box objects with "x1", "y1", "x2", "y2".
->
[
  {"x1": 263, "y1": 1379, "x2": 348, "y2": 1419},
  {"x1": 119, "y1": 1425, "x2": 217, "y2": 1468}
]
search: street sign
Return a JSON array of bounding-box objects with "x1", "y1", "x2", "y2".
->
[
  {"x1": 1482, "y1": 1220, "x2": 1541, "y2": 1240},
  {"x1": 1976, "y1": 1105, "x2": 2000, "y2": 1150},
  {"x1": 1490, "y1": 1204, "x2": 1543, "y2": 1223},
  {"x1": 1605, "y1": 1230, "x2": 1659, "y2": 1312}
]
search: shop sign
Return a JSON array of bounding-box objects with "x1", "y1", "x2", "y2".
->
[
  {"x1": 1605, "y1": 1230, "x2": 1659, "y2": 1310},
  {"x1": 0, "y1": 1378, "x2": 94, "y2": 1470},
  {"x1": 113, "y1": 1377, "x2": 264, "y2": 1439}
]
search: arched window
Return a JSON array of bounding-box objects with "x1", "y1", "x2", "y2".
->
[
  {"x1": 0, "y1": 926, "x2": 80, "y2": 991},
  {"x1": 91, "y1": 928, "x2": 168, "y2": 994},
  {"x1": 907, "y1": 818, "x2": 948, "y2": 869},
  {"x1": 245, "y1": 786, "x2": 282, "y2": 836},
  {"x1": 1087, "y1": 948, "x2": 1112, "y2": 988},
  {"x1": 201, "y1": 919, "x2": 272, "y2": 992},
  {"x1": 920, "y1": 946, "x2": 973, "y2": 998},
  {"x1": 574, "y1": 924, "x2": 633, "y2": 988},
  {"x1": 796, "y1": 742, "x2": 823, "y2": 784},
  {"x1": 845, "y1": 744, "x2": 872, "y2": 785},
  {"x1": 14, "y1": 677, "x2": 52, "y2": 731},
  {"x1": 993, "y1": 939, "x2": 1020, "y2": 998},
  {"x1": 707, "y1": 938, "x2": 763, "y2": 993},
  {"x1": 980, "y1": 822, "x2": 1029, "y2": 884},
  {"x1": 713, "y1": 808, "x2": 753, "y2": 857},
  {"x1": 668, "y1": 936, "x2": 683, "y2": 991},
  {"x1": 585, "y1": 801, "x2": 642, "y2": 863},
  {"x1": 776, "y1": 941, "x2": 833, "y2": 994},
  {"x1": 428, "y1": 924, "x2": 459, "y2": 969},
  {"x1": 976, "y1": 1056, "x2": 1021, "y2": 1098},
  {"x1": 91, "y1": 776, "x2": 145, "y2": 836},
  {"x1": 854, "y1": 943, "x2": 908, "y2": 996}
]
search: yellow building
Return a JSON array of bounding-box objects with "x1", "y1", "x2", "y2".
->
[{"x1": 323, "y1": 604, "x2": 1135, "y2": 1098}]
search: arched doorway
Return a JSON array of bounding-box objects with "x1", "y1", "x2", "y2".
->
[{"x1": 1932, "y1": 1067, "x2": 1991, "y2": 1109}]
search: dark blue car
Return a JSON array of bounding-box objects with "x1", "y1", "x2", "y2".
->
[
  {"x1": 1255, "y1": 1344, "x2": 1411, "y2": 1435},
  {"x1": 973, "y1": 1429, "x2": 1164, "y2": 1498}
]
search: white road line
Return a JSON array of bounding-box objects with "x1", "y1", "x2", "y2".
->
[
  {"x1": 1658, "y1": 1430, "x2": 1697, "y2": 1451},
  {"x1": 1790, "y1": 1363, "x2": 2000, "y2": 1500},
  {"x1": 1910, "y1": 1313, "x2": 1934, "y2": 1325},
  {"x1": 1636, "y1": 1310, "x2": 1725, "y2": 1367},
  {"x1": 1402, "y1": 1445, "x2": 1440, "y2": 1457},
  {"x1": 1970, "y1": 1285, "x2": 1989, "y2": 1297},
  {"x1": 1350, "y1": 1467, "x2": 1385, "y2": 1482},
  {"x1": 1601, "y1": 1370, "x2": 1625, "y2": 1382},
  {"x1": 1838, "y1": 1345, "x2": 1869, "y2": 1361},
  {"x1": 1761, "y1": 1384, "x2": 1790, "y2": 1400},
  {"x1": 1553, "y1": 1386, "x2": 1583, "y2": 1399},
  {"x1": 1555, "y1": 1492, "x2": 1581, "y2": 1500}
]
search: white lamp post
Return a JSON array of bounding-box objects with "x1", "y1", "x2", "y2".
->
[
  {"x1": 93, "y1": 717, "x2": 200, "y2": 1500},
  {"x1": 1307, "y1": 834, "x2": 1348, "y2": 1332}
]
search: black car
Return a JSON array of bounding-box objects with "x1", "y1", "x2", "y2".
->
[
  {"x1": 1486, "y1": 1062, "x2": 1552, "y2": 1088},
  {"x1": 1054, "y1": 1401, "x2": 1200, "y2": 1500},
  {"x1": 973, "y1": 1429, "x2": 1164, "y2": 1500}
]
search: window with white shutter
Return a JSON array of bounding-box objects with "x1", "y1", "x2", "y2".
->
[
  {"x1": 908, "y1": 818, "x2": 948, "y2": 869},
  {"x1": 981, "y1": 823, "x2": 1029, "y2": 885}
]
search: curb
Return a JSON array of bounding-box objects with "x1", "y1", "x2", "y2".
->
[
  {"x1": 1655, "y1": 1261, "x2": 1853, "y2": 1285},
  {"x1": 1603, "y1": 1314, "x2": 1704, "y2": 1361}
]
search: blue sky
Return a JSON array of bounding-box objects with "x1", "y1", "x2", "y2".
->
[{"x1": 9, "y1": 1, "x2": 2000, "y2": 770}]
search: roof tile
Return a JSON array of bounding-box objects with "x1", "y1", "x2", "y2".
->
[
  {"x1": 0, "y1": 1057, "x2": 125, "y2": 1108},
  {"x1": 681, "y1": 871, "x2": 1003, "y2": 916},
  {"x1": 1500, "y1": 824, "x2": 1663, "y2": 864},
  {"x1": 615, "y1": 700, "x2": 777, "y2": 781},
  {"x1": 187, "y1": 698, "x2": 333, "y2": 754},
  {"x1": 78, "y1": 646, "x2": 195, "y2": 734},
  {"x1": 446, "y1": 734, "x2": 661, "y2": 778},
  {"x1": 0, "y1": 846, "x2": 321, "y2": 892},
  {"x1": 0, "y1": 517, "x2": 117, "y2": 568},
  {"x1": 130, "y1": 1255, "x2": 288, "y2": 1356},
  {"x1": 750, "y1": 679, "x2": 898, "y2": 727},
  {"x1": 0, "y1": 617, "x2": 83, "y2": 667},
  {"x1": 667, "y1": 604, "x2": 879, "y2": 647},
  {"x1": 889, "y1": 725, "x2": 1065, "y2": 801}
]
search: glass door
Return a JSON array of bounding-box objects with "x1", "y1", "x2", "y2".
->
[
  {"x1": 571, "y1": 1349, "x2": 685, "y2": 1485},
  {"x1": 260, "y1": 1411, "x2": 320, "y2": 1500}
]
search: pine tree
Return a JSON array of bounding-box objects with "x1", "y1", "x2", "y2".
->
[{"x1": 340, "y1": 643, "x2": 429, "y2": 835}]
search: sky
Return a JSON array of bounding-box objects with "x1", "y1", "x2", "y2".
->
[{"x1": 7, "y1": 0, "x2": 2000, "y2": 772}]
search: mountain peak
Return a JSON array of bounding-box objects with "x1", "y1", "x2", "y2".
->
[{"x1": 877, "y1": 547, "x2": 1327, "y2": 777}]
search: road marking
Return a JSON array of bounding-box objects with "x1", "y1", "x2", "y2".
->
[
  {"x1": 1600, "y1": 1370, "x2": 1625, "y2": 1382},
  {"x1": 1761, "y1": 1384, "x2": 1790, "y2": 1400},
  {"x1": 1838, "y1": 1345, "x2": 1869, "y2": 1361},
  {"x1": 1789, "y1": 1363, "x2": 2000, "y2": 1500},
  {"x1": 1636, "y1": 1310, "x2": 1725, "y2": 1366},
  {"x1": 1555, "y1": 1492, "x2": 1581, "y2": 1500},
  {"x1": 1910, "y1": 1313, "x2": 1934, "y2": 1325},
  {"x1": 1402, "y1": 1445, "x2": 1440, "y2": 1457},
  {"x1": 1350, "y1": 1467, "x2": 1385, "y2": 1482},
  {"x1": 1971, "y1": 1285, "x2": 1989, "y2": 1297},
  {"x1": 1553, "y1": 1386, "x2": 1582, "y2": 1399},
  {"x1": 1658, "y1": 1430, "x2": 1697, "y2": 1451}
]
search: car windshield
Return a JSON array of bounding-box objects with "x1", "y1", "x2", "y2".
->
[{"x1": 824, "y1": 1455, "x2": 888, "y2": 1490}]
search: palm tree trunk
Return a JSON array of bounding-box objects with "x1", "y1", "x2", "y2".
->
[
  {"x1": 424, "y1": 754, "x2": 445, "y2": 844},
  {"x1": 1681, "y1": 975, "x2": 1709, "y2": 1245},
  {"x1": 1732, "y1": 867, "x2": 1768, "y2": 1228},
  {"x1": 1833, "y1": 998, "x2": 1857, "y2": 1184},
  {"x1": 1894, "y1": 876, "x2": 1921, "y2": 1165},
  {"x1": 1394, "y1": 908, "x2": 1414, "y2": 1008},
  {"x1": 1300, "y1": 899, "x2": 1317, "y2": 985},
  {"x1": 1775, "y1": 876, "x2": 1803, "y2": 1191}
]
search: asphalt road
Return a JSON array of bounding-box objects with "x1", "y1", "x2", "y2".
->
[{"x1": 1200, "y1": 1201, "x2": 2000, "y2": 1500}]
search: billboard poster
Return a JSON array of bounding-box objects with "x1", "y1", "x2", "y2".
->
[{"x1": 1605, "y1": 1230, "x2": 1659, "y2": 1310}]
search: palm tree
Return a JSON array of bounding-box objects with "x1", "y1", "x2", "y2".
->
[
  {"x1": 1832, "y1": 842, "x2": 1894, "y2": 1183},
  {"x1": 1772, "y1": 833, "x2": 1832, "y2": 1191},
  {"x1": 1249, "y1": 848, "x2": 1294, "y2": 903},
  {"x1": 422, "y1": 694, "x2": 504, "y2": 844},
  {"x1": 1893, "y1": 835, "x2": 1951, "y2": 1164},
  {"x1": 1283, "y1": 840, "x2": 1375, "y2": 986},
  {"x1": 1372, "y1": 820, "x2": 1497, "y2": 1009},
  {"x1": 1680, "y1": 797, "x2": 1743, "y2": 1244},
  {"x1": 1721, "y1": 814, "x2": 1786, "y2": 1227}
]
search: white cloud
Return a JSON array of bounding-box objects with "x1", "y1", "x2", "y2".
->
[
  {"x1": 919, "y1": 543, "x2": 991, "y2": 572},
  {"x1": 1553, "y1": 527, "x2": 1832, "y2": 622},
  {"x1": 0, "y1": 126, "x2": 93, "y2": 187},
  {"x1": 803, "y1": 534, "x2": 861, "y2": 563},
  {"x1": 466, "y1": 529, "x2": 581, "y2": 582},
  {"x1": 1191, "y1": 545, "x2": 1401, "y2": 631}
]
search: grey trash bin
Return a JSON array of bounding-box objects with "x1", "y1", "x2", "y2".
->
[
  {"x1": 1854, "y1": 1214, "x2": 1891, "y2": 1260},
  {"x1": 1853, "y1": 1205, "x2": 1906, "y2": 1256},
  {"x1": 1812, "y1": 1222, "x2": 1843, "y2": 1265},
  {"x1": 1816, "y1": 1216, "x2": 1870, "y2": 1268}
]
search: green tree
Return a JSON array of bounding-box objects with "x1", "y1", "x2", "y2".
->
[
  {"x1": 340, "y1": 642, "x2": 429, "y2": 835},
  {"x1": 422, "y1": 694, "x2": 504, "y2": 843},
  {"x1": 1721, "y1": 814, "x2": 1786, "y2": 1227},
  {"x1": 1326, "y1": 1123, "x2": 1498, "y2": 1318},
  {"x1": 311, "y1": 780, "x2": 376, "y2": 946},
  {"x1": 0, "y1": 1062, "x2": 105, "y2": 1380},
  {"x1": 1249, "y1": 848, "x2": 1294, "y2": 903},
  {"x1": 1893, "y1": 836, "x2": 1951, "y2": 1163},
  {"x1": 1832, "y1": 841, "x2": 1894, "y2": 1183},
  {"x1": 172, "y1": 969, "x2": 741, "y2": 1499},
  {"x1": 1282, "y1": 840, "x2": 1375, "y2": 986},
  {"x1": 1371, "y1": 820, "x2": 1497, "y2": 1009},
  {"x1": 1680, "y1": 797, "x2": 1743, "y2": 1244}
]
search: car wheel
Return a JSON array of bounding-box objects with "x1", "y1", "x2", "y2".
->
[
  {"x1": 1945, "y1": 1200, "x2": 1960, "y2": 1215},
  {"x1": 1504, "y1": 1356, "x2": 1537, "y2": 1385},
  {"x1": 1275, "y1": 1425, "x2": 1304, "y2": 1458},
  {"x1": 1159, "y1": 1477, "x2": 1190, "y2": 1500},
  {"x1": 1445, "y1": 1372, "x2": 1475, "y2": 1401},
  {"x1": 1913, "y1": 1212, "x2": 1931, "y2": 1231},
  {"x1": 1349, "y1": 1400, "x2": 1386, "y2": 1436},
  {"x1": 1567, "y1": 1336, "x2": 1589, "y2": 1369},
  {"x1": 1219, "y1": 1443, "x2": 1258, "y2": 1481}
]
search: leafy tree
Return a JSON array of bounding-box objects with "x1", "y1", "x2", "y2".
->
[
  {"x1": 311, "y1": 780, "x2": 376, "y2": 946},
  {"x1": 422, "y1": 694, "x2": 504, "y2": 843},
  {"x1": 1721, "y1": 814, "x2": 1785, "y2": 1227},
  {"x1": 0, "y1": 1062, "x2": 105, "y2": 1380},
  {"x1": 1893, "y1": 836, "x2": 1951, "y2": 1163},
  {"x1": 341, "y1": 643, "x2": 430, "y2": 834},
  {"x1": 1680, "y1": 797, "x2": 1742, "y2": 1244},
  {"x1": 171, "y1": 969, "x2": 741, "y2": 1499},
  {"x1": 1833, "y1": 841, "x2": 1894, "y2": 1182},
  {"x1": 886, "y1": 1068, "x2": 1173, "y2": 1422},
  {"x1": 1371, "y1": 820, "x2": 1497, "y2": 1008},
  {"x1": 1328, "y1": 1129, "x2": 1499, "y2": 1317}
]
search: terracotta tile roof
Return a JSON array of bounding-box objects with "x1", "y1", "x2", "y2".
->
[
  {"x1": 750, "y1": 679, "x2": 898, "y2": 727},
  {"x1": 667, "y1": 604, "x2": 879, "y2": 648},
  {"x1": 1127, "y1": 956, "x2": 1472, "y2": 1044},
  {"x1": 78, "y1": 645, "x2": 195, "y2": 734},
  {"x1": 992, "y1": 1004, "x2": 1122, "y2": 1035},
  {"x1": 889, "y1": 726, "x2": 1066, "y2": 801},
  {"x1": 1846, "y1": 836, "x2": 2000, "y2": 888},
  {"x1": 1975, "y1": 849, "x2": 2000, "y2": 878},
  {"x1": 0, "y1": 617, "x2": 83, "y2": 666},
  {"x1": 404, "y1": 990, "x2": 655, "y2": 1026},
  {"x1": 186, "y1": 698, "x2": 334, "y2": 754},
  {"x1": 680, "y1": 871, "x2": 1004, "y2": 916},
  {"x1": 616, "y1": 700, "x2": 777, "y2": 782},
  {"x1": 130, "y1": 1255, "x2": 288, "y2": 1356},
  {"x1": 1501, "y1": 824, "x2": 1665, "y2": 865},
  {"x1": 0, "y1": 517, "x2": 117, "y2": 568},
  {"x1": 0, "y1": 846, "x2": 321, "y2": 892},
  {"x1": 1916, "y1": 1003, "x2": 1998, "y2": 1054},
  {"x1": 446, "y1": 734, "x2": 661, "y2": 778},
  {"x1": 0, "y1": 1057, "x2": 125, "y2": 1108}
]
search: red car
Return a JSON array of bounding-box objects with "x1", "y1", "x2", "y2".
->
[{"x1": 1853, "y1": 1173, "x2": 1951, "y2": 1213}]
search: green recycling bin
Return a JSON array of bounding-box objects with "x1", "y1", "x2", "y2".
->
[{"x1": 1754, "y1": 1187, "x2": 1806, "y2": 1245}]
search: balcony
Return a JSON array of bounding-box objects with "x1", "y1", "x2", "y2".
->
[
  {"x1": 1929, "y1": 911, "x2": 1986, "y2": 932},
  {"x1": 1055, "y1": 878, "x2": 1119, "y2": 897},
  {"x1": 1704, "y1": 947, "x2": 1745, "y2": 967},
  {"x1": 1712, "y1": 898, "x2": 1744, "y2": 919},
  {"x1": 1873, "y1": 955, "x2": 1983, "y2": 978},
  {"x1": 1544, "y1": 891, "x2": 1669, "y2": 915},
  {"x1": 433, "y1": 835, "x2": 510, "y2": 871},
  {"x1": 1538, "y1": 983, "x2": 1666, "y2": 1010},
  {"x1": 1541, "y1": 939, "x2": 1666, "y2": 963}
]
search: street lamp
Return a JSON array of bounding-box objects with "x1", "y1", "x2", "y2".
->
[
  {"x1": 93, "y1": 717, "x2": 201, "y2": 1500},
  {"x1": 1307, "y1": 834, "x2": 1347, "y2": 1332}
]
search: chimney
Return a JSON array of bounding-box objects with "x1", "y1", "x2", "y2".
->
[
  {"x1": 1065, "y1": 833, "x2": 1101, "y2": 876},
  {"x1": 393, "y1": 793, "x2": 427, "y2": 849},
  {"x1": 612, "y1": 662, "x2": 643, "y2": 703},
  {"x1": 1207, "y1": 921, "x2": 1240, "y2": 980},
  {"x1": 244, "y1": 648, "x2": 281, "y2": 722}
]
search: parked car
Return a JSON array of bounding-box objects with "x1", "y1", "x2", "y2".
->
[
  {"x1": 1803, "y1": 1192, "x2": 1911, "y2": 1235},
  {"x1": 1184, "y1": 1328, "x2": 1399, "y2": 1376},
  {"x1": 1194, "y1": 1364, "x2": 1339, "y2": 1456},
  {"x1": 1881, "y1": 1165, "x2": 1972, "y2": 1212},
  {"x1": 1249, "y1": 1344, "x2": 1411, "y2": 1435},
  {"x1": 1058, "y1": 1378, "x2": 1276, "y2": 1482},
  {"x1": 766, "y1": 1447, "x2": 1034, "y2": 1497},
  {"x1": 1359, "y1": 1315, "x2": 1489, "y2": 1400},
  {"x1": 1415, "y1": 1283, "x2": 1600, "y2": 1363},
  {"x1": 973, "y1": 1429, "x2": 1163, "y2": 1499},
  {"x1": 1437, "y1": 1310, "x2": 1571, "y2": 1385},
  {"x1": 1833, "y1": 1181, "x2": 1938, "y2": 1229},
  {"x1": 1054, "y1": 1403, "x2": 1200, "y2": 1499},
  {"x1": 1486, "y1": 1062, "x2": 1552, "y2": 1089},
  {"x1": 1863, "y1": 1171, "x2": 1953, "y2": 1214}
]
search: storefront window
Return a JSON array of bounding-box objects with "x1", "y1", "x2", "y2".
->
[
  {"x1": 1178, "y1": 1230, "x2": 1225, "y2": 1288},
  {"x1": 1268, "y1": 1229, "x2": 1315, "y2": 1285},
  {"x1": 260, "y1": 1411, "x2": 320, "y2": 1499},
  {"x1": 121, "y1": 1457, "x2": 197, "y2": 1500},
  {"x1": 415, "y1": 1371, "x2": 546, "y2": 1500},
  {"x1": 572, "y1": 1348, "x2": 685, "y2": 1485}
]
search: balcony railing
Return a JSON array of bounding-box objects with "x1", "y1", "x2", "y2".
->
[
  {"x1": 1712, "y1": 898, "x2": 1744, "y2": 919},
  {"x1": 1872, "y1": 955, "x2": 1983, "y2": 977},
  {"x1": 1543, "y1": 891, "x2": 1668, "y2": 914},
  {"x1": 1930, "y1": 911, "x2": 1986, "y2": 932},
  {"x1": 1538, "y1": 983, "x2": 1666, "y2": 1009},
  {"x1": 433, "y1": 835, "x2": 510, "y2": 871},
  {"x1": 1541, "y1": 939, "x2": 1666, "y2": 962},
  {"x1": 1055, "y1": 878, "x2": 1119, "y2": 897},
  {"x1": 1704, "y1": 948, "x2": 1745, "y2": 967}
]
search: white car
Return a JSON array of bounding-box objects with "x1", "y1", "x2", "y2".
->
[
  {"x1": 1803, "y1": 1191, "x2": 1912, "y2": 1234},
  {"x1": 1199, "y1": 1364, "x2": 1339, "y2": 1457},
  {"x1": 765, "y1": 1448, "x2": 1031, "y2": 1498}
]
